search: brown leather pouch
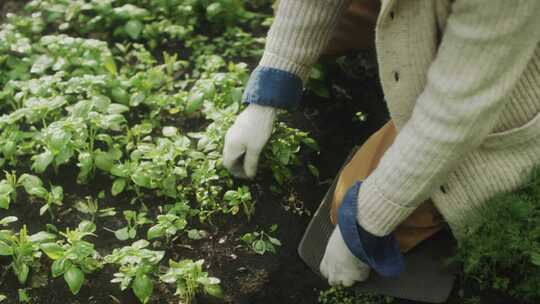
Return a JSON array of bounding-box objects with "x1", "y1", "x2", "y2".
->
[{"x1": 330, "y1": 121, "x2": 445, "y2": 252}]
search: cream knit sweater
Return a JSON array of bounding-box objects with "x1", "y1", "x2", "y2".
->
[{"x1": 257, "y1": 0, "x2": 540, "y2": 238}]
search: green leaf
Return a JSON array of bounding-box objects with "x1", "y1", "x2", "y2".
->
[
  {"x1": 223, "y1": 190, "x2": 237, "y2": 202},
  {"x1": 131, "y1": 172, "x2": 151, "y2": 188},
  {"x1": 133, "y1": 274, "x2": 153, "y2": 304},
  {"x1": 78, "y1": 221, "x2": 96, "y2": 233},
  {"x1": 307, "y1": 164, "x2": 320, "y2": 178},
  {"x1": 107, "y1": 103, "x2": 130, "y2": 114},
  {"x1": 31, "y1": 55, "x2": 54, "y2": 74},
  {"x1": 206, "y1": 3, "x2": 223, "y2": 20},
  {"x1": 17, "y1": 288, "x2": 30, "y2": 303},
  {"x1": 0, "y1": 241, "x2": 13, "y2": 256},
  {"x1": 94, "y1": 150, "x2": 115, "y2": 172},
  {"x1": 111, "y1": 178, "x2": 126, "y2": 196},
  {"x1": 0, "y1": 216, "x2": 17, "y2": 226},
  {"x1": 18, "y1": 289, "x2": 29, "y2": 302},
  {"x1": 70, "y1": 100, "x2": 94, "y2": 118},
  {"x1": 52, "y1": 258, "x2": 69, "y2": 278},
  {"x1": 2, "y1": 140, "x2": 16, "y2": 158},
  {"x1": 28, "y1": 231, "x2": 56, "y2": 243},
  {"x1": 253, "y1": 240, "x2": 267, "y2": 255},
  {"x1": 0, "y1": 183, "x2": 13, "y2": 195},
  {"x1": 0, "y1": 196, "x2": 11, "y2": 209},
  {"x1": 187, "y1": 229, "x2": 206, "y2": 240},
  {"x1": 104, "y1": 56, "x2": 117, "y2": 76},
  {"x1": 147, "y1": 225, "x2": 164, "y2": 240},
  {"x1": 16, "y1": 264, "x2": 30, "y2": 284},
  {"x1": 39, "y1": 204, "x2": 50, "y2": 216},
  {"x1": 531, "y1": 252, "x2": 540, "y2": 266},
  {"x1": 32, "y1": 150, "x2": 54, "y2": 173},
  {"x1": 267, "y1": 237, "x2": 282, "y2": 247},
  {"x1": 308, "y1": 81, "x2": 330, "y2": 98},
  {"x1": 125, "y1": 19, "x2": 144, "y2": 40},
  {"x1": 111, "y1": 87, "x2": 130, "y2": 105},
  {"x1": 114, "y1": 227, "x2": 130, "y2": 241},
  {"x1": 162, "y1": 126, "x2": 178, "y2": 137},
  {"x1": 185, "y1": 91, "x2": 204, "y2": 115},
  {"x1": 19, "y1": 174, "x2": 43, "y2": 191},
  {"x1": 29, "y1": 186, "x2": 49, "y2": 200},
  {"x1": 241, "y1": 233, "x2": 254, "y2": 244},
  {"x1": 40, "y1": 242, "x2": 64, "y2": 260},
  {"x1": 64, "y1": 266, "x2": 84, "y2": 295},
  {"x1": 204, "y1": 284, "x2": 224, "y2": 298}
]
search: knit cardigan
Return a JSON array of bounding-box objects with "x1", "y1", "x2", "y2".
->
[{"x1": 244, "y1": 0, "x2": 540, "y2": 238}]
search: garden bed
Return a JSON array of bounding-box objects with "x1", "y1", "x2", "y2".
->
[{"x1": 0, "y1": 1, "x2": 389, "y2": 303}]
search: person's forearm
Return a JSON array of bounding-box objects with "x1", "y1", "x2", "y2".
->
[
  {"x1": 356, "y1": 0, "x2": 540, "y2": 236},
  {"x1": 243, "y1": 0, "x2": 351, "y2": 110}
]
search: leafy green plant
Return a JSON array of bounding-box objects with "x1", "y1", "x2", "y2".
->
[
  {"x1": 18, "y1": 174, "x2": 63, "y2": 219},
  {"x1": 160, "y1": 259, "x2": 223, "y2": 304},
  {"x1": 111, "y1": 210, "x2": 152, "y2": 241},
  {"x1": 74, "y1": 196, "x2": 116, "y2": 222},
  {"x1": 104, "y1": 240, "x2": 164, "y2": 304},
  {"x1": 0, "y1": 171, "x2": 19, "y2": 209},
  {"x1": 453, "y1": 168, "x2": 540, "y2": 303},
  {"x1": 241, "y1": 225, "x2": 281, "y2": 255},
  {"x1": 0, "y1": 226, "x2": 56, "y2": 284},
  {"x1": 147, "y1": 213, "x2": 187, "y2": 243},
  {"x1": 265, "y1": 122, "x2": 319, "y2": 186},
  {"x1": 223, "y1": 186, "x2": 255, "y2": 220},
  {"x1": 40, "y1": 221, "x2": 103, "y2": 295}
]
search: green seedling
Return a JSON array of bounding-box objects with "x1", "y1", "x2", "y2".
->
[
  {"x1": 40, "y1": 221, "x2": 103, "y2": 295},
  {"x1": 19, "y1": 174, "x2": 63, "y2": 219},
  {"x1": 223, "y1": 186, "x2": 255, "y2": 220},
  {"x1": 147, "y1": 213, "x2": 187, "y2": 243},
  {"x1": 74, "y1": 196, "x2": 116, "y2": 222},
  {"x1": 111, "y1": 210, "x2": 152, "y2": 241},
  {"x1": 0, "y1": 171, "x2": 19, "y2": 209},
  {"x1": 0, "y1": 226, "x2": 56, "y2": 284},
  {"x1": 241, "y1": 225, "x2": 281, "y2": 255},
  {"x1": 105, "y1": 240, "x2": 164, "y2": 304},
  {"x1": 160, "y1": 259, "x2": 223, "y2": 304}
]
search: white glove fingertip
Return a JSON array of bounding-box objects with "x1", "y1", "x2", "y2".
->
[{"x1": 243, "y1": 147, "x2": 261, "y2": 179}]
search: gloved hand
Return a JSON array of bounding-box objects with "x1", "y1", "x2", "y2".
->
[
  {"x1": 223, "y1": 103, "x2": 277, "y2": 179},
  {"x1": 320, "y1": 226, "x2": 371, "y2": 287}
]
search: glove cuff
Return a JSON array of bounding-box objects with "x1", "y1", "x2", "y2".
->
[
  {"x1": 337, "y1": 181, "x2": 405, "y2": 277},
  {"x1": 243, "y1": 66, "x2": 303, "y2": 110}
]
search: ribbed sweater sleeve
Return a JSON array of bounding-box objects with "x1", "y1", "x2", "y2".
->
[
  {"x1": 242, "y1": 0, "x2": 350, "y2": 110},
  {"x1": 357, "y1": 0, "x2": 540, "y2": 236},
  {"x1": 259, "y1": 0, "x2": 350, "y2": 83}
]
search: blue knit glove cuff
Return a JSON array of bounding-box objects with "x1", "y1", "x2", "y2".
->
[
  {"x1": 242, "y1": 66, "x2": 303, "y2": 110},
  {"x1": 337, "y1": 181, "x2": 405, "y2": 277}
]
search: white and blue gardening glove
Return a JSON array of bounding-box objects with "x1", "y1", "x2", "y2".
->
[
  {"x1": 223, "y1": 66, "x2": 304, "y2": 179},
  {"x1": 223, "y1": 104, "x2": 277, "y2": 179},
  {"x1": 320, "y1": 182, "x2": 405, "y2": 286}
]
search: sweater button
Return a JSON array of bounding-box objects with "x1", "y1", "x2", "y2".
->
[
  {"x1": 390, "y1": 11, "x2": 395, "y2": 20},
  {"x1": 393, "y1": 71, "x2": 400, "y2": 82},
  {"x1": 440, "y1": 185, "x2": 448, "y2": 194}
]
